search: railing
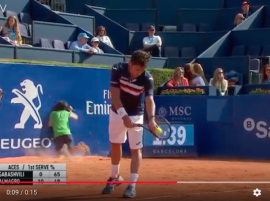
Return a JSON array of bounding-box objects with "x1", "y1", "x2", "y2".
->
[{"x1": 36, "y1": 0, "x2": 66, "y2": 12}]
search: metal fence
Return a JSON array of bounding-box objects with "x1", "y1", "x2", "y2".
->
[{"x1": 37, "y1": 0, "x2": 66, "y2": 12}]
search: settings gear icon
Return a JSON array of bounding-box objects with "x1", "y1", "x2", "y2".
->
[{"x1": 253, "y1": 188, "x2": 261, "y2": 197}]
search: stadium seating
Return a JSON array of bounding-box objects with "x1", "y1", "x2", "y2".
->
[
  {"x1": 52, "y1": 39, "x2": 65, "y2": 50},
  {"x1": 1, "y1": 0, "x2": 270, "y2": 83},
  {"x1": 19, "y1": 12, "x2": 32, "y2": 24},
  {"x1": 105, "y1": 9, "x2": 156, "y2": 27},
  {"x1": 177, "y1": 8, "x2": 257, "y2": 32},
  {"x1": 57, "y1": 12, "x2": 95, "y2": 34}
]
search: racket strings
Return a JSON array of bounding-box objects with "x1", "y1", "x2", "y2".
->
[{"x1": 154, "y1": 117, "x2": 171, "y2": 139}]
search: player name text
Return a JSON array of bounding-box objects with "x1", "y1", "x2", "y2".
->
[
  {"x1": 0, "y1": 171, "x2": 25, "y2": 177},
  {"x1": 0, "y1": 179, "x2": 20, "y2": 183}
]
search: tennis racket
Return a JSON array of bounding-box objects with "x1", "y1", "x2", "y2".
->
[{"x1": 133, "y1": 115, "x2": 172, "y2": 139}]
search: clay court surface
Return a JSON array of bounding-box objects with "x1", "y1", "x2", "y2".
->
[{"x1": 0, "y1": 156, "x2": 270, "y2": 201}]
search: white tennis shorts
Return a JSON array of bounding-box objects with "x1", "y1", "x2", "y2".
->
[{"x1": 109, "y1": 109, "x2": 144, "y2": 149}]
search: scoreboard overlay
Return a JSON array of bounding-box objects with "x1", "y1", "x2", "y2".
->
[{"x1": 0, "y1": 164, "x2": 66, "y2": 185}]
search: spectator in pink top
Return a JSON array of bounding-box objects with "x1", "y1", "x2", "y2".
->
[{"x1": 166, "y1": 67, "x2": 189, "y2": 87}]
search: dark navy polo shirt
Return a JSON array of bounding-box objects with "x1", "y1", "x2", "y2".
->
[{"x1": 110, "y1": 62, "x2": 154, "y2": 116}]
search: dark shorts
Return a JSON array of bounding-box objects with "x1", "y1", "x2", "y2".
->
[{"x1": 54, "y1": 135, "x2": 74, "y2": 152}]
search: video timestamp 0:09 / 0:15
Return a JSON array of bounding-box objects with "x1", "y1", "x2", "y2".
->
[{"x1": 6, "y1": 189, "x2": 38, "y2": 195}]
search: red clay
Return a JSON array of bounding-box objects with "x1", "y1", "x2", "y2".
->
[{"x1": 0, "y1": 156, "x2": 270, "y2": 201}]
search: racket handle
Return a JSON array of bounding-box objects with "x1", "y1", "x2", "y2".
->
[{"x1": 133, "y1": 123, "x2": 143, "y2": 127}]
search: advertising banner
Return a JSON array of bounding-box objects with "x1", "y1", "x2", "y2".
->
[
  {"x1": 1, "y1": 63, "x2": 270, "y2": 160},
  {"x1": 0, "y1": 63, "x2": 111, "y2": 157},
  {"x1": 143, "y1": 124, "x2": 197, "y2": 157},
  {"x1": 142, "y1": 96, "x2": 201, "y2": 157}
]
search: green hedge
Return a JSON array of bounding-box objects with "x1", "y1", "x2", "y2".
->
[
  {"x1": 147, "y1": 68, "x2": 173, "y2": 92},
  {"x1": 0, "y1": 59, "x2": 173, "y2": 93}
]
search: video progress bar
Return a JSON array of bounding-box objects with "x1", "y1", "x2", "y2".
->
[{"x1": 177, "y1": 181, "x2": 270, "y2": 184}]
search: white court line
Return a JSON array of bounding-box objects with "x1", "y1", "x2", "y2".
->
[{"x1": 177, "y1": 181, "x2": 270, "y2": 184}]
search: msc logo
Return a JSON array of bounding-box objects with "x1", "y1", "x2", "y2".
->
[
  {"x1": 158, "y1": 106, "x2": 191, "y2": 116},
  {"x1": 11, "y1": 79, "x2": 43, "y2": 129},
  {"x1": 158, "y1": 106, "x2": 167, "y2": 117},
  {"x1": 158, "y1": 106, "x2": 192, "y2": 121}
]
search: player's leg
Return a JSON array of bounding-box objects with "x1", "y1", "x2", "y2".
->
[
  {"x1": 54, "y1": 136, "x2": 65, "y2": 157},
  {"x1": 64, "y1": 135, "x2": 90, "y2": 155},
  {"x1": 123, "y1": 115, "x2": 144, "y2": 198},
  {"x1": 102, "y1": 109, "x2": 126, "y2": 194}
]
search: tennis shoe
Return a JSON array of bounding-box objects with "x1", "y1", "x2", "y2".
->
[
  {"x1": 123, "y1": 185, "x2": 136, "y2": 198},
  {"x1": 101, "y1": 176, "x2": 124, "y2": 194}
]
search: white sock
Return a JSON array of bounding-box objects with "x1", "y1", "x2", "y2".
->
[
  {"x1": 129, "y1": 173, "x2": 139, "y2": 187},
  {"x1": 111, "y1": 164, "x2": 120, "y2": 179}
]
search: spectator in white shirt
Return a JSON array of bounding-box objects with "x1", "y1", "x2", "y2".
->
[
  {"x1": 184, "y1": 63, "x2": 205, "y2": 86},
  {"x1": 89, "y1": 37, "x2": 104, "y2": 54},
  {"x1": 95, "y1": 26, "x2": 114, "y2": 48},
  {"x1": 69, "y1": 33, "x2": 93, "y2": 54},
  {"x1": 142, "y1": 26, "x2": 162, "y2": 57}
]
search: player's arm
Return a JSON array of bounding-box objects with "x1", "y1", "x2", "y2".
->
[
  {"x1": 110, "y1": 65, "x2": 127, "y2": 118},
  {"x1": 69, "y1": 111, "x2": 78, "y2": 120},
  {"x1": 156, "y1": 36, "x2": 162, "y2": 47},
  {"x1": 145, "y1": 76, "x2": 155, "y2": 119},
  {"x1": 68, "y1": 106, "x2": 78, "y2": 120}
]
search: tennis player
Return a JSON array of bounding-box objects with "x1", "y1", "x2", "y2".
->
[
  {"x1": 49, "y1": 101, "x2": 89, "y2": 157},
  {"x1": 102, "y1": 50, "x2": 158, "y2": 198}
]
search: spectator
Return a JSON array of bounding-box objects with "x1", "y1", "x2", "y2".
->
[
  {"x1": 260, "y1": 64, "x2": 270, "y2": 84},
  {"x1": 193, "y1": 63, "x2": 208, "y2": 85},
  {"x1": 69, "y1": 33, "x2": 93, "y2": 54},
  {"x1": 95, "y1": 26, "x2": 114, "y2": 48},
  {"x1": 142, "y1": 26, "x2": 162, "y2": 57},
  {"x1": 2, "y1": 16, "x2": 32, "y2": 47},
  {"x1": 209, "y1": 68, "x2": 228, "y2": 96},
  {"x1": 166, "y1": 67, "x2": 189, "y2": 87},
  {"x1": 225, "y1": 70, "x2": 240, "y2": 86},
  {"x1": 184, "y1": 63, "x2": 205, "y2": 86},
  {"x1": 89, "y1": 37, "x2": 104, "y2": 54},
  {"x1": 234, "y1": 1, "x2": 250, "y2": 26},
  {"x1": 228, "y1": 78, "x2": 238, "y2": 87}
]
